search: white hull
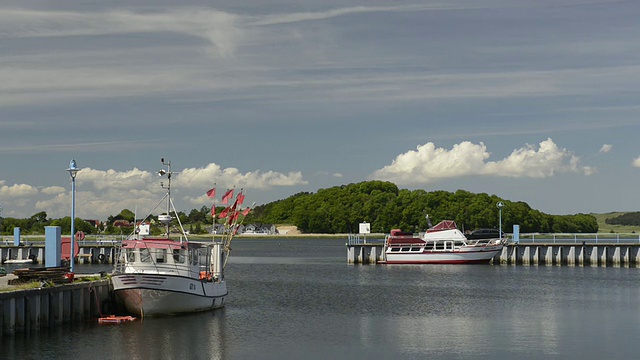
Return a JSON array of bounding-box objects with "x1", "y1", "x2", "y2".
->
[
  {"x1": 112, "y1": 274, "x2": 227, "y2": 316},
  {"x1": 385, "y1": 245, "x2": 503, "y2": 264}
]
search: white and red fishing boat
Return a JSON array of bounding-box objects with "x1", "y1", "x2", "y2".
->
[
  {"x1": 111, "y1": 159, "x2": 247, "y2": 316},
  {"x1": 384, "y1": 219, "x2": 505, "y2": 264}
]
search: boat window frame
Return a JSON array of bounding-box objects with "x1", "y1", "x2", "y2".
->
[
  {"x1": 173, "y1": 249, "x2": 186, "y2": 264},
  {"x1": 126, "y1": 249, "x2": 136, "y2": 263},
  {"x1": 140, "y1": 248, "x2": 152, "y2": 263},
  {"x1": 155, "y1": 248, "x2": 167, "y2": 263}
]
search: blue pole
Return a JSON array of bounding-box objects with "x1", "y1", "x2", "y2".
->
[
  {"x1": 67, "y1": 159, "x2": 80, "y2": 274},
  {"x1": 497, "y1": 201, "x2": 504, "y2": 241},
  {"x1": 70, "y1": 174, "x2": 76, "y2": 273},
  {"x1": 499, "y1": 208, "x2": 502, "y2": 239}
]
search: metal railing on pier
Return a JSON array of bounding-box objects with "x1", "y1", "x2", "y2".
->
[
  {"x1": 346, "y1": 232, "x2": 640, "y2": 247},
  {"x1": 1, "y1": 234, "x2": 126, "y2": 246},
  {"x1": 514, "y1": 233, "x2": 640, "y2": 245},
  {"x1": 347, "y1": 234, "x2": 385, "y2": 245}
]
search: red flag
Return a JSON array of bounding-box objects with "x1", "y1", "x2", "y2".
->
[
  {"x1": 211, "y1": 205, "x2": 216, "y2": 217},
  {"x1": 221, "y1": 189, "x2": 234, "y2": 204},
  {"x1": 236, "y1": 192, "x2": 245, "y2": 205},
  {"x1": 242, "y1": 207, "x2": 251, "y2": 216},
  {"x1": 227, "y1": 211, "x2": 239, "y2": 225},
  {"x1": 218, "y1": 207, "x2": 230, "y2": 219},
  {"x1": 206, "y1": 187, "x2": 216, "y2": 198}
]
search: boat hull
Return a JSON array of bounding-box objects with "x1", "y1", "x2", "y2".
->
[
  {"x1": 385, "y1": 246, "x2": 503, "y2": 264},
  {"x1": 112, "y1": 274, "x2": 227, "y2": 316}
]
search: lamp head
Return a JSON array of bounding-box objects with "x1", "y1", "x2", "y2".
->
[
  {"x1": 158, "y1": 169, "x2": 167, "y2": 176},
  {"x1": 67, "y1": 159, "x2": 80, "y2": 179}
]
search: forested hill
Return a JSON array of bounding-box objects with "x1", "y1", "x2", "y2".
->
[
  {"x1": 605, "y1": 212, "x2": 640, "y2": 226},
  {"x1": 246, "y1": 180, "x2": 598, "y2": 234}
]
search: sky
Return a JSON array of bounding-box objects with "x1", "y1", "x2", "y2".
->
[{"x1": 1, "y1": 0, "x2": 640, "y2": 221}]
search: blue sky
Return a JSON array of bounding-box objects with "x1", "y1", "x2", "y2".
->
[{"x1": 1, "y1": 0, "x2": 639, "y2": 220}]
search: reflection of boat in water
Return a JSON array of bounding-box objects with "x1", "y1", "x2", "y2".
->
[
  {"x1": 111, "y1": 159, "x2": 247, "y2": 316},
  {"x1": 384, "y1": 219, "x2": 505, "y2": 264},
  {"x1": 2, "y1": 255, "x2": 37, "y2": 264}
]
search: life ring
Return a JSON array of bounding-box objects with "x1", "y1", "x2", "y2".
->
[
  {"x1": 75, "y1": 231, "x2": 85, "y2": 241},
  {"x1": 97, "y1": 253, "x2": 106, "y2": 263}
]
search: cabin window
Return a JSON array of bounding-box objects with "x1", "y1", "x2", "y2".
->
[
  {"x1": 140, "y1": 248, "x2": 152, "y2": 263},
  {"x1": 198, "y1": 248, "x2": 209, "y2": 265},
  {"x1": 390, "y1": 247, "x2": 400, "y2": 252},
  {"x1": 155, "y1": 249, "x2": 166, "y2": 263},
  {"x1": 173, "y1": 249, "x2": 186, "y2": 263},
  {"x1": 190, "y1": 249, "x2": 199, "y2": 265},
  {"x1": 126, "y1": 249, "x2": 135, "y2": 263},
  {"x1": 401, "y1": 247, "x2": 410, "y2": 252}
]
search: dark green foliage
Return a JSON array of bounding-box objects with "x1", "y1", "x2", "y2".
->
[
  {"x1": 605, "y1": 212, "x2": 640, "y2": 226},
  {"x1": 246, "y1": 181, "x2": 599, "y2": 234}
]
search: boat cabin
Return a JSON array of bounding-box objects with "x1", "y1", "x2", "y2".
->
[{"x1": 117, "y1": 238, "x2": 216, "y2": 277}]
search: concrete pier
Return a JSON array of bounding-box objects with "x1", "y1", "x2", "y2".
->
[
  {"x1": 346, "y1": 243, "x2": 386, "y2": 264},
  {"x1": 0, "y1": 279, "x2": 111, "y2": 336},
  {"x1": 346, "y1": 243, "x2": 640, "y2": 267}
]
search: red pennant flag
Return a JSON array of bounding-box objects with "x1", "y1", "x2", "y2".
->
[
  {"x1": 242, "y1": 207, "x2": 251, "y2": 216},
  {"x1": 227, "y1": 211, "x2": 239, "y2": 225},
  {"x1": 237, "y1": 192, "x2": 245, "y2": 205},
  {"x1": 211, "y1": 205, "x2": 216, "y2": 217},
  {"x1": 206, "y1": 187, "x2": 216, "y2": 198},
  {"x1": 218, "y1": 207, "x2": 230, "y2": 219},
  {"x1": 221, "y1": 189, "x2": 234, "y2": 204}
]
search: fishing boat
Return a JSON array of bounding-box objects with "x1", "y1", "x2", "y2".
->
[
  {"x1": 111, "y1": 159, "x2": 247, "y2": 316},
  {"x1": 384, "y1": 218, "x2": 505, "y2": 264}
]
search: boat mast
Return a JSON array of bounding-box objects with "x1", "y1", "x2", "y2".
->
[{"x1": 158, "y1": 158, "x2": 172, "y2": 238}]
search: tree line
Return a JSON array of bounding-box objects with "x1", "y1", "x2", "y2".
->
[
  {"x1": 247, "y1": 181, "x2": 598, "y2": 234},
  {"x1": 0, "y1": 181, "x2": 599, "y2": 236},
  {"x1": 605, "y1": 212, "x2": 640, "y2": 226}
]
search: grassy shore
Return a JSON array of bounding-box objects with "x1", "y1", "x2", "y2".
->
[{"x1": 593, "y1": 212, "x2": 640, "y2": 234}]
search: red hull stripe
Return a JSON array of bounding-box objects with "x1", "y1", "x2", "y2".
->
[{"x1": 383, "y1": 259, "x2": 492, "y2": 264}]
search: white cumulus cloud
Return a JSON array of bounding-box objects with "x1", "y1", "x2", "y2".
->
[
  {"x1": 371, "y1": 138, "x2": 592, "y2": 184},
  {"x1": 0, "y1": 182, "x2": 39, "y2": 198},
  {"x1": 41, "y1": 186, "x2": 66, "y2": 195},
  {"x1": 633, "y1": 156, "x2": 640, "y2": 167},
  {"x1": 599, "y1": 144, "x2": 613, "y2": 153},
  {"x1": 4, "y1": 162, "x2": 306, "y2": 219}
]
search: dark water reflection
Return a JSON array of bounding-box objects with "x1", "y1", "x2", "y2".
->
[{"x1": 3, "y1": 238, "x2": 640, "y2": 359}]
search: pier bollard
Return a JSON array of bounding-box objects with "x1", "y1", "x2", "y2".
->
[
  {"x1": 566, "y1": 246, "x2": 576, "y2": 266},
  {"x1": 522, "y1": 246, "x2": 530, "y2": 265}
]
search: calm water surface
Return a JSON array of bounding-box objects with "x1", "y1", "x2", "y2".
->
[{"x1": 3, "y1": 238, "x2": 640, "y2": 359}]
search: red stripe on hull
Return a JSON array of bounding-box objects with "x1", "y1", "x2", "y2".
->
[{"x1": 382, "y1": 259, "x2": 492, "y2": 264}]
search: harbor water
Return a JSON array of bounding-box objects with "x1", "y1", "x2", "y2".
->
[{"x1": 3, "y1": 238, "x2": 640, "y2": 359}]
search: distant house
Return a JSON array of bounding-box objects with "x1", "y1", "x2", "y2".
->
[
  {"x1": 113, "y1": 220, "x2": 131, "y2": 228},
  {"x1": 210, "y1": 223, "x2": 276, "y2": 235},
  {"x1": 244, "y1": 224, "x2": 277, "y2": 235},
  {"x1": 84, "y1": 219, "x2": 101, "y2": 228}
]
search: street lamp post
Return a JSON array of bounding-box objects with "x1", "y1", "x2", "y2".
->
[
  {"x1": 67, "y1": 160, "x2": 80, "y2": 273},
  {"x1": 497, "y1": 201, "x2": 504, "y2": 241}
]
